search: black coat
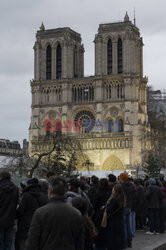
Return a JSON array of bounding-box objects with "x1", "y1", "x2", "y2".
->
[
  {"x1": 106, "y1": 198, "x2": 124, "y2": 250},
  {"x1": 121, "y1": 181, "x2": 135, "y2": 209},
  {"x1": 26, "y1": 196, "x2": 84, "y2": 250},
  {"x1": 134, "y1": 185, "x2": 146, "y2": 216},
  {"x1": 0, "y1": 178, "x2": 18, "y2": 227},
  {"x1": 16, "y1": 184, "x2": 47, "y2": 239},
  {"x1": 146, "y1": 184, "x2": 163, "y2": 209},
  {"x1": 92, "y1": 190, "x2": 110, "y2": 247}
]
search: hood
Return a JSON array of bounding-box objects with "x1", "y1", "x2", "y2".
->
[
  {"x1": 0, "y1": 179, "x2": 15, "y2": 194},
  {"x1": 149, "y1": 178, "x2": 156, "y2": 185},
  {"x1": 23, "y1": 184, "x2": 42, "y2": 197}
]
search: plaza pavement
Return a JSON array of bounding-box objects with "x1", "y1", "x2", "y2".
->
[{"x1": 126, "y1": 231, "x2": 166, "y2": 250}]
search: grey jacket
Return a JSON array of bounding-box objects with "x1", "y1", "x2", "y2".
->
[{"x1": 26, "y1": 196, "x2": 84, "y2": 250}]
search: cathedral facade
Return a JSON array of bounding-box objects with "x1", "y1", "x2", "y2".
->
[{"x1": 29, "y1": 13, "x2": 148, "y2": 176}]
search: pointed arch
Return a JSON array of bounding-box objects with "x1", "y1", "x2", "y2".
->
[
  {"x1": 56, "y1": 44, "x2": 62, "y2": 79},
  {"x1": 46, "y1": 45, "x2": 52, "y2": 80},
  {"x1": 117, "y1": 38, "x2": 123, "y2": 73},
  {"x1": 107, "y1": 39, "x2": 112, "y2": 74},
  {"x1": 102, "y1": 155, "x2": 124, "y2": 171}
]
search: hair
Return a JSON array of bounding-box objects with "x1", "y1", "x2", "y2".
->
[
  {"x1": 111, "y1": 184, "x2": 126, "y2": 208},
  {"x1": 0, "y1": 171, "x2": 11, "y2": 180},
  {"x1": 46, "y1": 171, "x2": 55, "y2": 179},
  {"x1": 71, "y1": 197, "x2": 88, "y2": 216},
  {"x1": 98, "y1": 178, "x2": 109, "y2": 192},
  {"x1": 108, "y1": 174, "x2": 116, "y2": 183},
  {"x1": 68, "y1": 179, "x2": 80, "y2": 193},
  {"x1": 49, "y1": 176, "x2": 66, "y2": 196},
  {"x1": 91, "y1": 175, "x2": 99, "y2": 185}
]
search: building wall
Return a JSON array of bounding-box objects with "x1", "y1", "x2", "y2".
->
[{"x1": 29, "y1": 14, "x2": 148, "y2": 174}]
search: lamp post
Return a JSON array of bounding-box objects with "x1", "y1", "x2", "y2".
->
[{"x1": 82, "y1": 159, "x2": 94, "y2": 175}]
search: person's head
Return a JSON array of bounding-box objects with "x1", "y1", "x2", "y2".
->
[
  {"x1": 48, "y1": 176, "x2": 66, "y2": 199},
  {"x1": 90, "y1": 175, "x2": 99, "y2": 185},
  {"x1": 149, "y1": 178, "x2": 156, "y2": 186},
  {"x1": 0, "y1": 171, "x2": 11, "y2": 181},
  {"x1": 98, "y1": 178, "x2": 109, "y2": 191},
  {"x1": 46, "y1": 171, "x2": 55, "y2": 180},
  {"x1": 68, "y1": 179, "x2": 80, "y2": 193},
  {"x1": 119, "y1": 172, "x2": 129, "y2": 183},
  {"x1": 71, "y1": 197, "x2": 88, "y2": 216},
  {"x1": 112, "y1": 184, "x2": 126, "y2": 207},
  {"x1": 80, "y1": 176, "x2": 86, "y2": 184},
  {"x1": 108, "y1": 174, "x2": 116, "y2": 183}
]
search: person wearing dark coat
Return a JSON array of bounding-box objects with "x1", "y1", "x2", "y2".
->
[
  {"x1": 0, "y1": 171, "x2": 19, "y2": 250},
  {"x1": 145, "y1": 178, "x2": 164, "y2": 234},
  {"x1": 88, "y1": 175, "x2": 99, "y2": 204},
  {"x1": 119, "y1": 173, "x2": 134, "y2": 248},
  {"x1": 92, "y1": 178, "x2": 111, "y2": 250},
  {"x1": 134, "y1": 179, "x2": 146, "y2": 230},
  {"x1": 15, "y1": 178, "x2": 47, "y2": 250},
  {"x1": 26, "y1": 176, "x2": 84, "y2": 250},
  {"x1": 106, "y1": 184, "x2": 125, "y2": 250},
  {"x1": 72, "y1": 197, "x2": 97, "y2": 250}
]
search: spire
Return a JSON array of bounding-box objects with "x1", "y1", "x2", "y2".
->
[
  {"x1": 40, "y1": 22, "x2": 45, "y2": 31},
  {"x1": 124, "y1": 12, "x2": 129, "y2": 22}
]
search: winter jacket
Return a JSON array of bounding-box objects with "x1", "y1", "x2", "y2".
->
[
  {"x1": 0, "y1": 178, "x2": 18, "y2": 227},
  {"x1": 106, "y1": 198, "x2": 125, "y2": 250},
  {"x1": 134, "y1": 185, "x2": 146, "y2": 216},
  {"x1": 92, "y1": 190, "x2": 111, "y2": 247},
  {"x1": 146, "y1": 184, "x2": 163, "y2": 209},
  {"x1": 26, "y1": 196, "x2": 84, "y2": 250},
  {"x1": 121, "y1": 181, "x2": 135, "y2": 209},
  {"x1": 16, "y1": 184, "x2": 47, "y2": 239}
]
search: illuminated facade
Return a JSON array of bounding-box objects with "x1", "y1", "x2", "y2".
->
[{"x1": 29, "y1": 13, "x2": 148, "y2": 175}]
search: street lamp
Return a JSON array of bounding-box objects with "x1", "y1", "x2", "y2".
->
[{"x1": 82, "y1": 160, "x2": 94, "y2": 174}]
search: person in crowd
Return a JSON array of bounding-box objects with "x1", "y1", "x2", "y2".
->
[
  {"x1": 88, "y1": 175, "x2": 99, "y2": 204},
  {"x1": 92, "y1": 178, "x2": 111, "y2": 250},
  {"x1": 156, "y1": 179, "x2": 166, "y2": 233},
  {"x1": 15, "y1": 178, "x2": 47, "y2": 250},
  {"x1": 39, "y1": 179, "x2": 49, "y2": 201},
  {"x1": 26, "y1": 176, "x2": 84, "y2": 250},
  {"x1": 119, "y1": 173, "x2": 134, "y2": 248},
  {"x1": 0, "y1": 171, "x2": 19, "y2": 250},
  {"x1": 105, "y1": 184, "x2": 125, "y2": 250},
  {"x1": 130, "y1": 179, "x2": 136, "y2": 237},
  {"x1": 65, "y1": 179, "x2": 82, "y2": 204},
  {"x1": 145, "y1": 178, "x2": 164, "y2": 235},
  {"x1": 80, "y1": 176, "x2": 90, "y2": 194},
  {"x1": 72, "y1": 197, "x2": 97, "y2": 250},
  {"x1": 134, "y1": 179, "x2": 146, "y2": 231},
  {"x1": 107, "y1": 174, "x2": 117, "y2": 194}
]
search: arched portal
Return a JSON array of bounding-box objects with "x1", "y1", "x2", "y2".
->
[{"x1": 102, "y1": 155, "x2": 124, "y2": 171}]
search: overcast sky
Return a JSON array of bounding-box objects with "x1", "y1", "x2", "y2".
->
[{"x1": 0, "y1": 0, "x2": 165, "y2": 145}]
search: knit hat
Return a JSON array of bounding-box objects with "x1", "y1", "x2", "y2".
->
[
  {"x1": 119, "y1": 172, "x2": 129, "y2": 182},
  {"x1": 27, "y1": 178, "x2": 39, "y2": 186}
]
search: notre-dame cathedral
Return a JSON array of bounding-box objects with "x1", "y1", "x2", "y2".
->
[{"x1": 29, "y1": 13, "x2": 148, "y2": 176}]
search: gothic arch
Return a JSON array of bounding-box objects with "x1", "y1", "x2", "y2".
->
[
  {"x1": 52, "y1": 40, "x2": 64, "y2": 48},
  {"x1": 102, "y1": 155, "x2": 124, "y2": 171},
  {"x1": 42, "y1": 40, "x2": 53, "y2": 49}
]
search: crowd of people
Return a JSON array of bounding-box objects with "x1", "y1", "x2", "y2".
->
[{"x1": 0, "y1": 170, "x2": 166, "y2": 250}]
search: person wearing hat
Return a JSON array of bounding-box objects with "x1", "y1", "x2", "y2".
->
[{"x1": 15, "y1": 178, "x2": 47, "y2": 250}]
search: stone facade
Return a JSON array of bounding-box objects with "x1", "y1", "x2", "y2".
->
[{"x1": 29, "y1": 13, "x2": 148, "y2": 175}]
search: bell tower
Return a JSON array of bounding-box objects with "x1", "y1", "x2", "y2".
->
[
  {"x1": 33, "y1": 23, "x2": 84, "y2": 81},
  {"x1": 94, "y1": 12, "x2": 143, "y2": 77}
]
